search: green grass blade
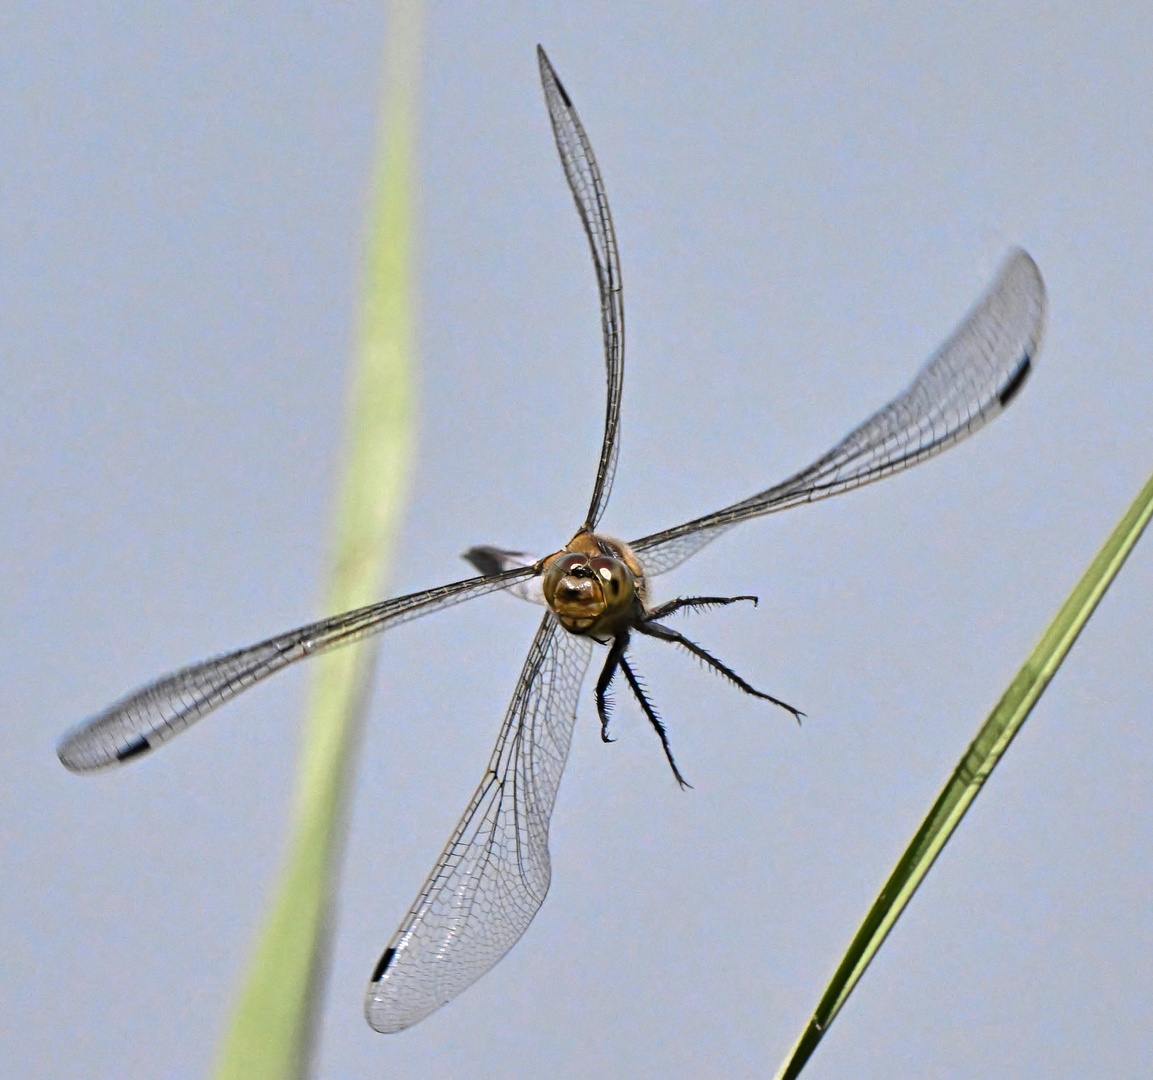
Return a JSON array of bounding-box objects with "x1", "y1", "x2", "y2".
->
[
  {"x1": 774, "y1": 467, "x2": 1153, "y2": 1080},
  {"x1": 211, "y1": 4, "x2": 422, "y2": 1078}
]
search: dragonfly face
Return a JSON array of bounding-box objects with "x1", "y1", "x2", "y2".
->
[
  {"x1": 540, "y1": 531, "x2": 646, "y2": 636},
  {"x1": 55, "y1": 44, "x2": 1047, "y2": 1038}
]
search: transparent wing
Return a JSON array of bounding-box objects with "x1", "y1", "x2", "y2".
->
[
  {"x1": 56, "y1": 565, "x2": 538, "y2": 773},
  {"x1": 538, "y1": 46, "x2": 625, "y2": 531},
  {"x1": 631, "y1": 248, "x2": 1046, "y2": 576},
  {"x1": 365, "y1": 611, "x2": 594, "y2": 1033},
  {"x1": 462, "y1": 546, "x2": 546, "y2": 605}
]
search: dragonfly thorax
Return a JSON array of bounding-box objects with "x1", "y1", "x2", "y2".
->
[{"x1": 541, "y1": 531, "x2": 646, "y2": 637}]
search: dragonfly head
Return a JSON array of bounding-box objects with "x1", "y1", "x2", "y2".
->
[{"x1": 542, "y1": 540, "x2": 642, "y2": 635}]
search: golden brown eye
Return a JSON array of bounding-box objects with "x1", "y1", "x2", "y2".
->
[
  {"x1": 589, "y1": 555, "x2": 627, "y2": 595},
  {"x1": 543, "y1": 552, "x2": 592, "y2": 608}
]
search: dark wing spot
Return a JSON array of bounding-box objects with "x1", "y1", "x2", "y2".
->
[
  {"x1": 997, "y1": 354, "x2": 1032, "y2": 408},
  {"x1": 462, "y1": 546, "x2": 528, "y2": 577},
  {"x1": 371, "y1": 947, "x2": 397, "y2": 983},
  {"x1": 116, "y1": 735, "x2": 151, "y2": 762},
  {"x1": 463, "y1": 546, "x2": 506, "y2": 577}
]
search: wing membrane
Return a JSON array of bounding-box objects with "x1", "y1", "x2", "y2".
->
[
  {"x1": 631, "y1": 248, "x2": 1046, "y2": 575},
  {"x1": 463, "y1": 546, "x2": 547, "y2": 604},
  {"x1": 365, "y1": 611, "x2": 593, "y2": 1033},
  {"x1": 538, "y1": 46, "x2": 625, "y2": 531},
  {"x1": 56, "y1": 565, "x2": 538, "y2": 773}
]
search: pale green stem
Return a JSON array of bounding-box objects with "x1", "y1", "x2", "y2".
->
[{"x1": 211, "y1": 3, "x2": 422, "y2": 1078}]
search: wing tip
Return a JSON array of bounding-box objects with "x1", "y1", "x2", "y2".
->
[
  {"x1": 56, "y1": 740, "x2": 87, "y2": 774},
  {"x1": 999, "y1": 246, "x2": 1048, "y2": 383},
  {"x1": 537, "y1": 45, "x2": 572, "y2": 108},
  {"x1": 57, "y1": 728, "x2": 152, "y2": 774},
  {"x1": 1002, "y1": 246, "x2": 1047, "y2": 305},
  {"x1": 56, "y1": 732, "x2": 97, "y2": 774},
  {"x1": 364, "y1": 950, "x2": 432, "y2": 1035}
]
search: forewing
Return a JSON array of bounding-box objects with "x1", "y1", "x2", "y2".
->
[
  {"x1": 631, "y1": 249, "x2": 1046, "y2": 575},
  {"x1": 365, "y1": 612, "x2": 594, "y2": 1033},
  {"x1": 538, "y1": 46, "x2": 625, "y2": 531},
  {"x1": 57, "y1": 565, "x2": 538, "y2": 773}
]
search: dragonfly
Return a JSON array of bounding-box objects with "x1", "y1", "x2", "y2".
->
[{"x1": 58, "y1": 46, "x2": 1047, "y2": 1034}]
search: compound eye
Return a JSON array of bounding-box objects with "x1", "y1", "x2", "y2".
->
[
  {"x1": 555, "y1": 553, "x2": 587, "y2": 575},
  {"x1": 589, "y1": 555, "x2": 630, "y2": 598}
]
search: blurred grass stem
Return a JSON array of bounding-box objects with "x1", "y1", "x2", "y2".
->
[{"x1": 212, "y1": 3, "x2": 422, "y2": 1077}]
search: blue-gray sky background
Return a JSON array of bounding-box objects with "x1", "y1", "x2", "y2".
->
[{"x1": 2, "y1": 4, "x2": 1151, "y2": 1078}]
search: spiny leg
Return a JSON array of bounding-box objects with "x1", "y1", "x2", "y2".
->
[
  {"x1": 635, "y1": 619, "x2": 804, "y2": 724},
  {"x1": 645, "y1": 595, "x2": 759, "y2": 621},
  {"x1": 618, "y1": 654, "x2": 690, "y2": 790},
  {"x1": 594, "y1": 631, "x2": 630, "y2": 743}
]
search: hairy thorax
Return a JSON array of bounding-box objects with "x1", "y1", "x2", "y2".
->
[{"x1": 539, "y1": 530, "x2": 647, "y2": 638}]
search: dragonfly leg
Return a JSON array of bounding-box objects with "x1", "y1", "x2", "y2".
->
[
  {"x1": 617, "y1": 653, "x2": 690, "y2": 789},
  {"x1": 635, "y1": 618, "x2": 804, "y2": 724},
  {"x1": 595, "y1": 631, "x2": 630, "y2": 743},
  {"x1": 645, "y1": 594, "x2": 758, "y2": 621}
]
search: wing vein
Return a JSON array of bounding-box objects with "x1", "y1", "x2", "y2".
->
[
  {"x1": 365, "y1": 613, "x2": 593, "y2": 1033},
  {"x1": 631, "y1": 250, "x2": 1046, "y2": 575},
  {"x1": 538, "y1": 46, "x2": 625, "y2": 530}
]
